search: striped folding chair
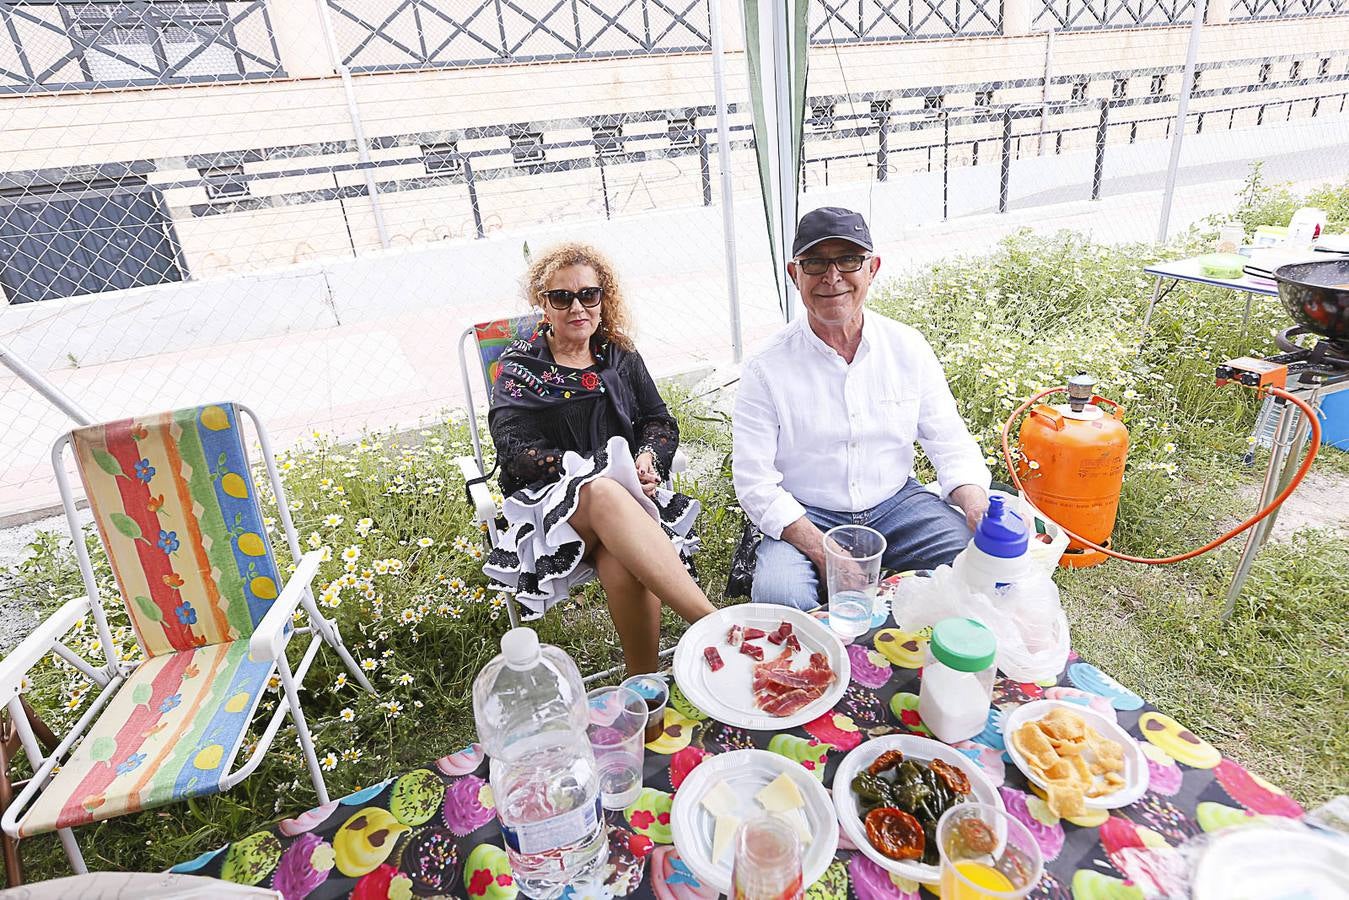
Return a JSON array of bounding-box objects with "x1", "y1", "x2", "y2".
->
[{"x1": 0, "y1": 403, "x2": 373, "y2": 872}]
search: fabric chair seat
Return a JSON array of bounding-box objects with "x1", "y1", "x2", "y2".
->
[{"x1": 21, "y1": 641, "x2": 274, "y2": 836}]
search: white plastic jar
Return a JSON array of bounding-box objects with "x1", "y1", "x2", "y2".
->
[{"x1": 917, "y1": 617, "x2": 997, "y2": 744}]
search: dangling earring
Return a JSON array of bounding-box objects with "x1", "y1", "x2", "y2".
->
[{"x1": 538, "y1": 321, "x2": 554, "y2": 336}]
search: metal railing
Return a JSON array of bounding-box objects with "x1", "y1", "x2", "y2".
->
[
  {"x1": 1230, "y1": 0, "x2": 1349, "y2": 18},
  {"x1": 1033, "y1": 0, "x2": 1196, "y2": 30},
  {"x1": 325, "y1": 0, "x2": 711, "y2": 72},
  {"x1": 810, "y1": 0, "x2": 1003, "y2": 41},
  {"x1": 0, "y1": 0, "x2": 283, "y2": 93}
]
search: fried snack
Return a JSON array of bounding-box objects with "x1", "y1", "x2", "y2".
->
[{"x1": 1012, "y1": 707, "x2": 1128, "y2": 817}]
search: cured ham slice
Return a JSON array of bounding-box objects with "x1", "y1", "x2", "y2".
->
[
  {"x1": 750, "y1": 647, "x2": 835, "y2": 717},
  {"x1": 704, "y1": 646, "x2": 724, "y2": 672},
  {"x1": 785, "y1": 633, "x2": 802, "y2": 652},
  {"x1": 767, "y1": 621, "x2": 794, "y2": 645},
  {"x1": 739, "y1": 641, "x2": 764, "y2": 660},
  {"x1": 742, "y1": 627, "x2": 767, "y2": 641},
  {"x1": 727, "y1": 624, "x2": 744, "y2": 647}
]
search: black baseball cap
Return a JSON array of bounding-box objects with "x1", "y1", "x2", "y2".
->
[{"x1": 791, "y1": 206, "x2": 873, "y2": 257}]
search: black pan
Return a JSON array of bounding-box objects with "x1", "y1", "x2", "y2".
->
[{"x1": 1274, "y1": 258, "x2": 1349, "y2": 349}]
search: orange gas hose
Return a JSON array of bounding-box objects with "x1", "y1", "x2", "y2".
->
[{"x1": 1000, "y1": 385, "x2": 1321, "y2": 564}]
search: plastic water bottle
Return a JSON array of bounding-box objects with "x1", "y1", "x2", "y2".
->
[
  {"x1": 952, "y1": 495, "x2": 1031, "y2": 598},
  {"x1": 472, "y1": 627, "x2": 607, "y2": 898}
]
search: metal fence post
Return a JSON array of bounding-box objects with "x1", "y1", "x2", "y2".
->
[
  {"x1": 1092, "y1": 100, "x2": 1109, "y2": 200},
  {"x1": 463, "y1": 156, "x2": 485, "y2": 239},
  {"x1": 699, "y1": 135, "x2": 712, "y2": 206},
  {"x1": 943, "y1": 111, "x2": 950, "y2": 221},
  {"x1": 877, "y1": 120, "x2": 889, "y2": 182},
  {"x1": 999, "y1": 107, "x2": 1011, "y2": 213}
]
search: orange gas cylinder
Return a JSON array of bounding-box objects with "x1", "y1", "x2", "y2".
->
[{"x1": 1016, "y1": 392, "x2": 1129, "y2": 568}]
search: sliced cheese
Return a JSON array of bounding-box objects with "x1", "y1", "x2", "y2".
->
[
  {"x1": 755, "y1": 772, "x2": 805, "y2": 813},
  {"x1": 700, "y1": 780, "x2": 738, "y2": 818},
  {"x1": 774, "y1": 807, "x2": 812, "y2": 846},
  {"x1": 712, "y1": 813, "x2": 741, "y2": 863}
]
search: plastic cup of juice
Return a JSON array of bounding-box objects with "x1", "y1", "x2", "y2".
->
[{"x1": 937, "y1": 803, "x2": 1043, "y2": 900}]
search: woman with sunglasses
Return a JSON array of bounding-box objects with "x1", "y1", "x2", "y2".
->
[{"x1": 483, "y1": 241, "x2": 715, "y2": 674}]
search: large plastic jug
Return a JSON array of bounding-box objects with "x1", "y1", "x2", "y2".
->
[
  {"x1": 472, "y1": 627, "x2": 607, "y2": 898},
  {"x1": 952, "y1": 495, "x2": 1031, "y2": 598}
]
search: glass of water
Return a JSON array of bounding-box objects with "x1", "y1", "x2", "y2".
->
[
  {"x1": 586, "y1": 686, "x2": 648, "y2": 810},
  {"x1": 823, "y1": 524, "x2": 885, "y2": 639}
]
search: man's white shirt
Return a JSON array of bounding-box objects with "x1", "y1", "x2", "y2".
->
[{"x1": 732, "y1": 313, "x2": 991, "y2": 539}]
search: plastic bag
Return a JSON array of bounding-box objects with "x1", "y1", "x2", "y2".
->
[{"x1": 889, "y1": 566, "x2": 1070, "y2": 683}]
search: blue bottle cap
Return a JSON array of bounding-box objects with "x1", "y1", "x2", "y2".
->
[{"x1": 973, "y1": 495, "x2": 1028, "y2": 559}]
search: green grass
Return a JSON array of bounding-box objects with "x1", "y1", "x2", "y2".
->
[{"x1": 5, "y1": 171, "x2": 1349, "y2": 878}]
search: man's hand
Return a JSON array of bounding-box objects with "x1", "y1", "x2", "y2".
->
[
  {"x1": 949, "y1": 484, "x2": 989, "y2": 533},
  {"x1": 781, "y1": 516, "x2": 829, "y2": 576},
  {"x1": 634, "y1": 451, "x2": 660, "y2": 499}
]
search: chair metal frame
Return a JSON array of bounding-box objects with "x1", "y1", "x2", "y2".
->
[
  {"x1": 0, "y1": 404, "x2": 375, "y2": 871},
  {"x1": 453, "y1": 317, "x2": 684, "y2": 681}
]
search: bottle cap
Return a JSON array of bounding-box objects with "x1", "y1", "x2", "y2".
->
[
  {"x1": 973, "y1": 495, "x2": 1029, "y2": 559},
  {"x1": 930, "y1": 617, "x2": 997, "y2": 673},
  {"x1": 501, "y1": 627, "x2": 541, "y2": 670}
]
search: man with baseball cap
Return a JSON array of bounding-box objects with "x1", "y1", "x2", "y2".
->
[{"x1": 731, "y1": 206, "x2": 991, "y2": 610}]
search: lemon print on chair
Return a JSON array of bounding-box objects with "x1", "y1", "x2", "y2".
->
[
  {"x1": 221, "y1": 472, "x2": 249, "y2": 499},
  {"x1": 225, "y1": 692, "x2": 250, "y2": 714},
  {"x1": 251, "y1": 576, "x2": 278, "y2": 600},
  {"x1": 194, "y1": 744, "x2": 225, "y2": 770},
  {"x1": 237, "y1": 533, "x2": 267, "y2": 557},
  {"x1": 201, "y1": 405, "x2": 231, "y2": 431}
]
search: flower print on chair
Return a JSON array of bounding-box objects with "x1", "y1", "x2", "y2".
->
[
  {"x1": 159, "y1": 694, "x2": 183, "y2": 714},
  {"x1": 163, "y1": 573, "x2": 184, "y2": 590},
  {"x1": 147, "y1": 494, "x2": 166, "y2": 514},
  {"x1": 157, "y1": 530, "x2": 180, "y2": 554},
  {"x1": 115, "y1": 753, "x2": 146, "y2": 776},
  {"x1": 174, "y1": 601, "x2": 197, "y2": 626},
  {"x1": 133, "y1": 459, "x2": 156, "y2": 483}
]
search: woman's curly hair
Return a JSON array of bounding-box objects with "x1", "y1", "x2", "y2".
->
[{"x1": 522, "y1": 241, "x2": 634, "y2": 350}]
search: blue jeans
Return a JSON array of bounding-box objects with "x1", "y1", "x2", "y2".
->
[{"x1": 751, "y1": 478, "x2": 972, "y2": 611}]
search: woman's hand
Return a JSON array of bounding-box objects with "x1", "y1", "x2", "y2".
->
[{"x1": 634, "y1": 451, "x2": 660, "y2": 498}]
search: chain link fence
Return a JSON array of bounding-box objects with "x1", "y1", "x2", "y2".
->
[{"x1": 4, "y1": 0, "x2": 1349, "y2": 519}]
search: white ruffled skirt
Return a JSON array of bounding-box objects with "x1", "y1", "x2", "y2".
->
[{"x1": 483, "y1": 436, "x2": 700, "y2": 616}]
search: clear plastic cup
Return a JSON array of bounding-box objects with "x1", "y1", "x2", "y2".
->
[
  {"x1": 823, "y1": 524, "x2": 885, "y2": 638},
  {"x1": 937, "y1": 803, "x2": 1044, "y2": 900},
  {"x1": 619, "y1": 673, "x2": 669, "y2": 744},
  {"x1": 730, "y1": 816, "x2": 804, "y2": 900},
  {"x1": 585, "y1": 686, "x2": 648, "y2": 810}
]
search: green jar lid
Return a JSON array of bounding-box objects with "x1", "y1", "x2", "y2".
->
[
  {"x1": 1197, "y1": 253, "x2": 1247, "y2": 279},
  {"x1": 930, "y1": 618, "x2": 997, "y2": 673}
]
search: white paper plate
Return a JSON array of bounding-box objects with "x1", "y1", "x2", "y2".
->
[
  {"x1": 833, "y1": 734, "x2": 1003, "y2": 884},
  {"x1": 1193, "y1": 826, "x2": 1349, "y2": 900},
  {"x1": 670, "y1": 749, "x2": 838, "y2": 895},
  {"x1": 672, "y1": 604, "x2": 850, "y2": 731},
  {"x1": 1002, "y1": 700, "x2": 1149, "y2": 810}
]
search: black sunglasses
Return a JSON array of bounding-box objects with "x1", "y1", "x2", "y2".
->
[
  {"x1": 795, "y1": 254, "x2": 871, "y2": 276},
  {"x1": 540, "y1": 287, "x2": 603, "y2": 309}
]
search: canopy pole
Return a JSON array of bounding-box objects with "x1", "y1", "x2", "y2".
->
[
  {"x1": 1157, "y1": 0, "x2": 1208, "y2": 244},
  {"x1": 710, "y1": 0, "x2": 744, "y2": 362}
]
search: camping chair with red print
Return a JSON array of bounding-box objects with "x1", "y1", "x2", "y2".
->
[{"x1": 0, "y1": 403, "x2": 374, "y2": 872}]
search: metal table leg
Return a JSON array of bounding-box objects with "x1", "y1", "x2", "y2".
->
[
  {"x1": 1140, "y1": 276, "x2": 1165, "y2": 335},
  {"x1": 1223, "y1": 398, "x2": 1296, "y2": 618},
  {"x1": 1242, "y1": 290, "x2": 1253, "y2": 335}
]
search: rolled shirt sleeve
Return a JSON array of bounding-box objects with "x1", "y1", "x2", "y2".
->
[
  {"x1": 914, "y1": 341, "x2": 992, "y2": 499},
  {"x1": 732, "y1": 360, "x2": 808, "y2": 540}
]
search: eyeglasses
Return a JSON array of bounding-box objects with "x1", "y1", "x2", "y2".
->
[
  {"x1": 795, "y1": 254, "x2": 871, "y2": 276},
  {"x1": 540, "y1": 287, "x2": 603, "y2": 309}
]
